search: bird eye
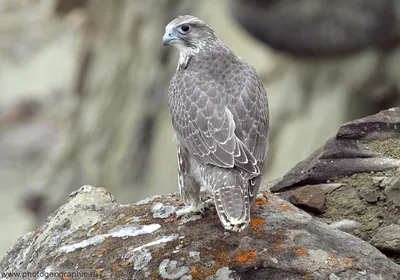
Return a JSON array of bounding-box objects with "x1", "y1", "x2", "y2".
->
[{"x1": 179, "y1": 24, "x2": 191, "y2": 34}]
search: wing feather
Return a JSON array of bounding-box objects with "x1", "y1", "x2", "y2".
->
[{"x1": 168, "y1": 72, "x2": 259, "y2": 174}]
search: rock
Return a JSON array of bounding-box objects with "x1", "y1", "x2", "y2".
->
[
  {"x1": 1, "y1": 186, "x2": 400, "y2": 279},
  {"x1": 314, "y1": 183, "x2": 344, "y2": 194},
  {"x1": 321, "y1": 171, "x2": 400, "y2": 261},
  {"x1": 359, "y1": 190, "x2": 380, "y2": 203},
  {"x1": 271, "y1": 108, "x2": 400, "y2": 193},
  {"x1": 229, "y1": 0, "x2": 400, "y2": 57},
  {"x1": 372, "y1": 176, "x2": 393, "y2": 188},
  {"x1": 289, "y1": 185, "x2": 326, "y2": 214},
  {"x1": 385, "y1": 176, "x2": 400, "y2": 207},
  {"x1": 337, "y1": 107, "x2": 400, "y2": 140},
  {"x1": 269, "y1": 109, "x2": 400, "y2": 263},
  {"x1": 329, "y1": 219, "x2": 363, "y2": 234},
  {"x1": 371, "y1": 224, "x2": 400, "y2": 253}
]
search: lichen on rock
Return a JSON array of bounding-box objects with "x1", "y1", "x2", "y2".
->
[{"x1": 1, "y1": 184, "x2": 400, "y2": 279}]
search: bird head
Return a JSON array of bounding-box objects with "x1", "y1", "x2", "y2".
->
[{"x1": 162, "y1": 15, "x2": 218, "y2": 53}]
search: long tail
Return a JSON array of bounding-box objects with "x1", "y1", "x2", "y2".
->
[{"x1": 203, "y1": 166, "x2": 250, "y2": 232}]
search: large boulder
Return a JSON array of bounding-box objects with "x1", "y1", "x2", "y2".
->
[
  {"x1": 270, "y1": 108, "x2": 400, "y2": 264},
  {"x1": 270, "y1": 108, "x2": 400, "y2": 193},
  {"x1": 1, "y1": 185, "x2": 399, "y2": 279}
]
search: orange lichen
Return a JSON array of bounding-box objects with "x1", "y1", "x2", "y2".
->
[
  {"x1": 101, "y1": 248, "x2": 107, "y2": 254},
  {"x1": 279, "y1": 202, "x2": 291, "y2": 211},
  {"x1": 329, "y1": 253, "x2": 337, "y2": 264},
  {"x1": 112, "y1": 265, "x2": 120, "y2": 271},
  {"x1": 237, "y1": 249, "x2": 257, "y2": 263},
  {"x1": 344, "y1": 257, "x2": 355, "y2": 268},
  {"x1": 250, "y1": 218, "x2": 266, "y2": 227},
  {"x1": 191, "y1": 268, "x2": 198, "y2": 274},
  {"x1": 95, "y1": 268, "x2": 104, "y2": 275},
  {"x1": 62, "y1": 276, "x2": 70, "y2": 280},
  {"x1": 166, "y1": 216, "x2": 175, "y2": 222},
  {"x1": 293, "y1": 247, "x2": 309, "y2": 256},
  {"x1": 275, "y1": 244, "x2": 283, "y2": 249},
  {"x1": 255, "y1": 198, "x2": 268, "y2": 206},
  {"x1": 250, "y1": 218, "x2": 266, "y2": 237}
]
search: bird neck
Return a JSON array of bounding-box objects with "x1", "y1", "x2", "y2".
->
[
  {"x1": 177, "y1": 39, "x2": 221, "y2": 72},
  {"x1": 177, "y1": 49, "x2": 193, "y2": 71}
]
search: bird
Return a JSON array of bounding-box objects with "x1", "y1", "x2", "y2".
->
[{"x1": 163, "y1": 15, "x2": 269, "y2": 232}]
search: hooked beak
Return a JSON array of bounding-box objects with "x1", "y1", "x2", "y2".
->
[{"x1": 162, "y1": 29, "x2": 179, "y2": 47}]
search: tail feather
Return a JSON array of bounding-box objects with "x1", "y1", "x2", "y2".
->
[{"x1": 205, "y1": 167, "x2": 250, "y2": 232}]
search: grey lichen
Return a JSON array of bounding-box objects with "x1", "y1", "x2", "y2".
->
[
  {"x1": 359, "y1": 270, "x2": 367, "y2": 276},
  {"x1": 329, "y1": 273, "x2": 341, "y2": 280},
  {"x1": 179, "y1": 215, "x2": 202, "y2": 225},
  {"x1": 188, "y1": 251, "x2": 200, "y2": 262},
  {"x1": 135, "y1": 195, "x2": 162, "y2": 206},
  {"x1": 159, "y1": 259, "x2": 190, "y2": 279},
  {"x1": 205, "y1": 267, "x2": 235, "y2": 280},
  {"x1": 131, "y1": 248, "x2": 152, "y2": 270},
  {"x1": 152, "y1": 203, "x2": 176, "y2": 219}
]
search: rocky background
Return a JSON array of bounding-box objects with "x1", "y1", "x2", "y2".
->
[{"x1": 0, "y1": 0, "x2": 400, "y2": 264}]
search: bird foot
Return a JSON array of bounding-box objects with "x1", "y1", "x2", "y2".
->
[
  {"x1": 203, "y1": 198, "x2": 214, "y2": 210},
  {"x1": 176, "y1": 204, "x2": 205, "y2": 217}
]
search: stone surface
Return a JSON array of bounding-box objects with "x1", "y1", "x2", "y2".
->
[
  {"x1": 385, "y1": 176, "x2": 400, "y2": 207},
  {"x1": 271, "y1": 108, "x2": 400, "y2": 193},
  {"x1": 1, "y1": 186, "x2": 400, "y2": 280},
  {"x1": 371, "y1": 224, "x2": 400, "y2": 253},
  {"x1": 289, "y1": 185, "x2": 326, "y2": 214},
  {"x1": 329, "y1": 219, "x2": 362, "y2": 234},
  {"x1": 337, "y1": 107, "x2": 400, "y2": 140},
  {"x1": 269, "y1": 108, "x2": 400, "y2": 264},
  {"x1": 359, "y1": 190, "x2": 380, "y2": 203}
]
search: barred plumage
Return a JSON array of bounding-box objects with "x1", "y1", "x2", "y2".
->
[{"x1": 163, "y1": 15, "x2": 269, "y2": 231}]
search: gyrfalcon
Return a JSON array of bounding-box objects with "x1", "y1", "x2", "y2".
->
[{"x1": 163, "y1": 15, "x2": 269, "y2": 232}]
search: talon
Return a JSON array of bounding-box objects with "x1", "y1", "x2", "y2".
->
[{"x1": 176, "y1": 204, "x2": 204, "y2": 217}]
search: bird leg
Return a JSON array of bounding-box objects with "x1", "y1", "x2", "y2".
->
[
  {"x1": 175, "y1": 164, "x2": 206, "y2": 216},
  {"x1": 175, "y1": 202, "x2": 205, "y2": 217}
]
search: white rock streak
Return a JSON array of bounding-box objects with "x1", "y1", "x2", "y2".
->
[
  {"x1": 131, "y1": 234, "x2": 179, "y2": 253},
  {"x1": 59, "y1": 224, "x2": 161, "y2": 253}
]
